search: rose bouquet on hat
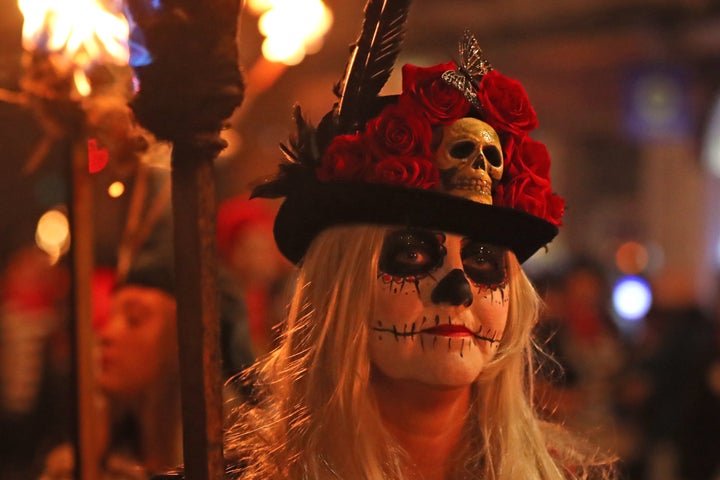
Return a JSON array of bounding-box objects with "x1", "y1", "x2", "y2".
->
[{"x1": 252, "y1": 15, "x2": 563, "y2": 265}]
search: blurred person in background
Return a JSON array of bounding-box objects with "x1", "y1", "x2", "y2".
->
[
  {"x1": 41, "y1": 249, "x2": 181, "y2": 480},
  {"x1": 216, "y1": 196, "x2": 292, "y2": 357},
  {"x1": 534, "y1": 271, "x2": 583, "y2": 413},
  {"x1": 41, "y1": 240, "x2": 254, "y2": 480},
  {"x1": 534, "y1": 259, "x2": 628, "y2": 465},
  {"x1": 0, "y1": 246, "x2": 70, "y2": 480},
  {"x1": 618, "y1": 271, "x2": 719, "y2": 480}
]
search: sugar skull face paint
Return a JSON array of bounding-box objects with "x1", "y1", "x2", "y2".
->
[{"x1": 369, "y1": 229, "x2": 509, "y2": 387}]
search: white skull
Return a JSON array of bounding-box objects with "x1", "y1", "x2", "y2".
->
[{"x1": 434, "y1": 117, "x2": 504, "y2": 205}]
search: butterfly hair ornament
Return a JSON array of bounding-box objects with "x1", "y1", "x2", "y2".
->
[
  {"x1": 441, "y1": 29, "x2": 493, "y2": 110},
  {"x1": 252, "y1": 0, "x2": 564, "y2": 265}
]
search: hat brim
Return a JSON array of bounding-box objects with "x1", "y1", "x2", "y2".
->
[{"x1": 274, "y1": 181, "x2": 558, "y2": 265}]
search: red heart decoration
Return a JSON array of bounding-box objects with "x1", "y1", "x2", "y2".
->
[{"x1": 88, "y1": 139, "x2": 109, "y2": 173}]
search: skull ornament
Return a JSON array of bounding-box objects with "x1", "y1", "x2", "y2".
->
[{"x1": 434, "y1": 117, "x2": 504, "y2": 205}]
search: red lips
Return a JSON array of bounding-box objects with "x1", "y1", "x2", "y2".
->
[{"x1": 422, "y1": 324, "x2": 473, "y2": 337}]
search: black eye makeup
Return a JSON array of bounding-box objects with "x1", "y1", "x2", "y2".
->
[
  {"x1": 461, "y1": 241, "x2": 507, "y2": 288},
  {"x1": 379, "y1": 229, "x2": 446, "y2": 279}
]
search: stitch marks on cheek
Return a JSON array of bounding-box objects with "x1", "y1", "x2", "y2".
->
[{"x1": 476, "y1": 280, "x2": 509, "y2": 306}]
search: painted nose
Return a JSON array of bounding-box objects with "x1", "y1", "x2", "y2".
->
[{"x1": 431, "y1": 269, "x2": 473, "y2": 307}]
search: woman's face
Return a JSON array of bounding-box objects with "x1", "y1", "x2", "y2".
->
[
  {"x1": 95, "y1": 285, "x2": 178, "y2": 398},
  {"x1": 368, "y1": 229, "x2": 510, "y2": 387}
]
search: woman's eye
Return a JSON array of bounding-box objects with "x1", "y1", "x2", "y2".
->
[
  {"x1": 394, "y1": 248, "x2": 427, "y2": 266},
  {"x1": 461, "y1": 242, "x2": 507, "y2": 286},
  {"x1": 464, "y1": 256, "x2": 494, "y2": 271},
  {"x1": 379, "y1": 230, "x2": 445, "y2": 277}
]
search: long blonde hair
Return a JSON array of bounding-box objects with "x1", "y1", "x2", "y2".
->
[{"x1": 225, "y1": 225, "x2": 616, "y2": 479}]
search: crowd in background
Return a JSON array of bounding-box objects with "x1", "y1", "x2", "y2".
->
[
  {"x1": 0, "y1": 219, "x2": 718, "y2": 479},
  {"x1": 534, "y1": 259, "x2": 720, "y2": 480},
  {"x1": 0, "y1": 245, "x2": 72, "y2": 480}
]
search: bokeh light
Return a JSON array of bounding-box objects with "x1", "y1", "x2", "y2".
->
[
  {"x1": 107, "y1": 181, "x2": 125, "y2": 198},
  {"x1": 703, "y1": 93, "x2": 720, "y2": 178},
  {"x1": 247, "y1": 0, "x2": 275, "y2": 15},
  {"x1": 612, "y1": 275, "x2": 653, "y2": 321},
  {"x1": 615, "y1": 241, "x2": 649, "y2": 275},
  {"x1": 35, "y1": 209, "x2": 70, "y2": 264},
  {"x1": 255, "y1": 0, "x2": 332, "y2": 65}
]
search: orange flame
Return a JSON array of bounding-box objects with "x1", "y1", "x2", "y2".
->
[{"x1": 18, "y1": 0, "x2": 129, "y2": 96}]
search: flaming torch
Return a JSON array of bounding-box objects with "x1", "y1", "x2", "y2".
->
[
  {"x1": 122, "y1": 2, "x2": 244, "y2": 480},
  {"x1": 16, "y1": 0, "x2": 130, "y2": 139},
  {"x1": 15, "y1": 2, "x2": 131, "y2": 480}
]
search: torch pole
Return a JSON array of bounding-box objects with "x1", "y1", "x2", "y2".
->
[
  {"x1": 170, "y1": 143, "x2": 224, "y2": 480},
  {"x1": 67, "y1": 135, "x2": 100, "y2": 480},
  {"x1": 123, "y1": 2, "x2": 244, "y2": 478}
]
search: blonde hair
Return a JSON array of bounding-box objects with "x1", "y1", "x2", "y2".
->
[{"x1": 225, "y1": 225, "x2": 616, "y2": 480}]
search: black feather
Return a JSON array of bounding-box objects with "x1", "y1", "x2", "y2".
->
[
  {"x1": 252, "y1": 0, "x2": 413, "y2": 200},
  {"x1": 288, "y1": 104, "x2": 319, "y2": 166},
  {"x1": 278, "y1": 143, "x2": 297, "y2": 163},
  {"x1": 250, "y1": 163, "x2": 315, "y2": 199},
  {"x1": 336, "y1": 0, "x2": 411, "y2": 135}
]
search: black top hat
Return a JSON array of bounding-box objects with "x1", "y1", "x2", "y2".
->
[
  {"x1": 121, "y1": 231, "x2": 176, "y2": 296},
  {"x1": 252, "y1": 3, "x2": 564, "y2": 265}
]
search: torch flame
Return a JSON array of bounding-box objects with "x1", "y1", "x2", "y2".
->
[
  {"x1": 18, "y1": 0, "x2": 130, "y2": 95},
  {"x1": 254, "y1": 0, "x2": 333, "y2": 66}
]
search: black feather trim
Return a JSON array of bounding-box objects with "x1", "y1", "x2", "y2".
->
[
  {"x1": 288, "y1": 104, "x2": 319, "y2": 166},
  {"x1": 336, "y1": 0, "x2": 411, "y2": 134}
]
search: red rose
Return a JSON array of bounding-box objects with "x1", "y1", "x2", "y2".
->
[
  {"x1": 546, "y1": 193, "x2": 565, "y2": 226},
  {"x1": 401, "y1": 62, "x2": 471, "y2": 125},
  {"x1": 499, "y1": 133, "x2": 520, "y2": 176},
  {"x1": 494, "y1": 173, "x2": 564, "y2": 226},
  {"x1": 367, "y1": 155, "x2": 439, "y2": 189},
  {"x1": 365, "y1": 102, "x2": 433, "y2": 159},
  {"x1": 477, "y1": 70, "x2": 538, "y2": 136},
  {"x1": 504, "y1": 135, "x2": 551, "y2": 180},
  {"x1": 317, "y1": 134, "x2": 373, "y2": 181}
]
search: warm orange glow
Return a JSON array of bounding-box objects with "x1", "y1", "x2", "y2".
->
[
  {"x1": 35, "y1": 209, "x2": 70, "y2": 264},
  {"x1": 73, "y1": 69, "x2": 92, "y2": 97},
  {"x1": 247, "y1": 0, "x2": 274, "y2": 15},
  {"x1": 107, "y1": 181, "x2": 125, "y2": 198},
  {"x1": 256, "y1": 0, "x2": 332, "y2": 65},
  {"x1": 615, "y1": 241, "x2": 649, "y2": 275},
  {"x1": 18, "y1": 0, "x2": 129, "y2": 95}
]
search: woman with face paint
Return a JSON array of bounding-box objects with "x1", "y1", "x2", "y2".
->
[{"x1": 222, "y1": 4, "x2": 618, "y2": 479}]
